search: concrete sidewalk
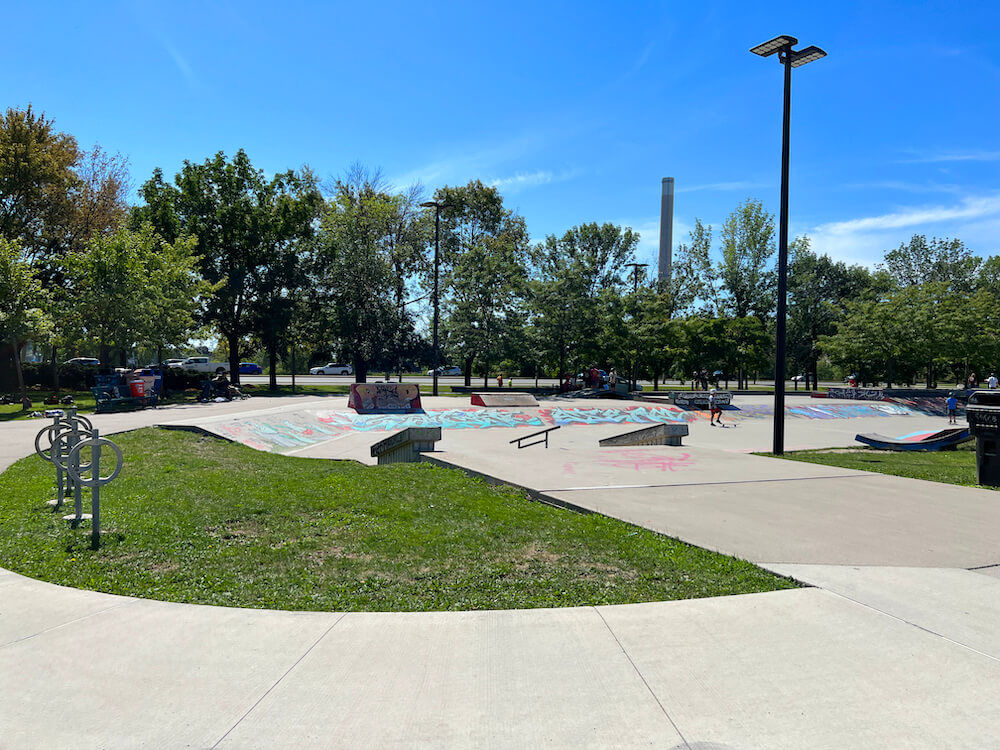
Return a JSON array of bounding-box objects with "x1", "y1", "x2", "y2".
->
[{"x1": 5, "y1": 570, "x2": 1000, "y2": 749}]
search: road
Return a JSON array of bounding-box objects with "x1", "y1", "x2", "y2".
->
[{"x1": 238, "y1": 374, "x2": 847, "y2": 390}]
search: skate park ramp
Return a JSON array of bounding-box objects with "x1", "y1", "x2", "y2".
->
[
  {"x1": 471, "y1": 391, "x2": 539, "y2": 407},
  {"x1": 855, "y1": 427, "x2": 972, "y2": 451}
]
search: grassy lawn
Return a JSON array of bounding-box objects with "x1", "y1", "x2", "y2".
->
[
  {"x1": 0, "y1": 428, "x2": 795, "y2": 611},
  {"x1": 769, "y1": 443, "x2": 987, "y2": 489}
]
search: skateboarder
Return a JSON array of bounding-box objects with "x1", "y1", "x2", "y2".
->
[
  {"x1": 946, "y1": 393, "x2": 958, "y2": 425},
  {"x1": 709, "y1": 388, "x2": 723, "y2": 426}
]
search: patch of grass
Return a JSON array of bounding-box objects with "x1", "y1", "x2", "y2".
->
[
  {"x1": 765, "y1": 443, "x2": 988, "y2": 489},
  {"x1": 0, "y1": 428, "x2": 795, "y2": 611}
]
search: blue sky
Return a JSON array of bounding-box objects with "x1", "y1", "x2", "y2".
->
[{"x1": 7, "y1": 1, "x2": 1000, "y2": 269}]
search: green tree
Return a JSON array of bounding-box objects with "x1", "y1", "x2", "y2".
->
[
  {"x1": 0, "y1": 239, "x2": 52, "y2": 405},
  {"x1": 530, "y1": 222, "x2": 639, "y2": 378},
  {"x1": 133, "y1": 150, "x2": 318, "y2": 383},
  {"x1": 0, "y1": 106, "x2": 79, "y2": 265},
  {"x1": 717, "y1": 198, "x2": 775, "y2": 320},
  {"x1": 670, "y1": 218, "x2": 718, "y2": 315},
  {"x1": 881, "y1": 234, "x2": 982, "y2": 292},
  {"x1": 434, "y1": 181, "x2": 530, "y2": 385},
  {"x1": 62, "y1": 225, "x2": 207, "y2": 367},
  {"x1": 787, "y1": 237, "x2": 885, "y2": 388},
  {"x1": 311, "y1": 168, "x2": 409, "y2": 382}
]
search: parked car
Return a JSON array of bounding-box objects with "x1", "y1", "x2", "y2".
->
[
  {"x1": 791, "y1": 374, "x2": 806, "y2": 382},
  {"x1": 63, "y1": 357, "x2": 101, "y2": 367},
  {"x1": 179, "y1": 356, "x2": 229, "y2": 374},
  {"x1": 164, "y1": 358, "x2": 187, "y2": 369},
  {"x1": 309, "y1": 362, "x2": 353, "y2": 375},
  {"x1": 239, "y1": 362, "x2": 263, "y2": 375},
  {"x1": 426, "y1": 366, "x2": 462, "y2": 376}
]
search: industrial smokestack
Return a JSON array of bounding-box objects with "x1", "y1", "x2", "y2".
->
[{"x1": 658, "y1": 177, "x2": 674, "y2": 281}]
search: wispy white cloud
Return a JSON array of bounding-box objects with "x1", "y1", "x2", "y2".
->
[
  {"x1": 676, "y1": 181, "x2": 769, "y2": 194},
  {"x1": 488, "y1": 168, "x2": 582, "y2": 194},
  {"x1": 807, "y1": 193, "x2": 1000, "y2": 266},
  {"x1": 814, "y1": 195, "x2": 1000, "y2": 235},
  {"x1": 387, "y1": 133, "x2": 544, "y2": 190},
  {"x1": 842, "y1": 180, "x2": 964, "y2": 195},
  {"x1": 898, "y1": 149, "x2": 1000, "y2": 164},
  {"x1": 162, "y1": 41, "x2": 198, "y2": 89}
]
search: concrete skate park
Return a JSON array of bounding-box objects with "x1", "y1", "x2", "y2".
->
[{"x1": 4, "y1": 390, "x2": 1000, "y2": 748}]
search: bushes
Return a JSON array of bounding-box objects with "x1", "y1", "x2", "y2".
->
[{"x1": 0, "y1": 361, "x2": 92, "y2": 391}]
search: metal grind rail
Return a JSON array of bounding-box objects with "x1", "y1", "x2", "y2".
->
[{"x1": 510, "y1": 425, "x2": 560, "y2": 449}]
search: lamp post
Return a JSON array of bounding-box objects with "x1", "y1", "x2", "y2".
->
[
  {"x1": 420, "y1": 200, "x2": 445, "y2": 396},
  {"x1": 625, "y1": 262, "x2": 648, "y2": 392},
  {"x1": 751, "y1": 35, "x2": 826, "y2": 455}
]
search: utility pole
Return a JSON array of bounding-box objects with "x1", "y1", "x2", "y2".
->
[{"x1": 625, "y1": 262, "x2": 648, "y2": 392}]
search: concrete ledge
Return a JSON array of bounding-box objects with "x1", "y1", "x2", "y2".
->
[
  {"x1": 371, "y1": 427, "x2": 442, "y2": 464},
  {"x1": 599, "y1": 423, "x2": 689, "y2": 447}
]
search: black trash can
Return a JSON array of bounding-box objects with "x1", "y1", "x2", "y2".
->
[{"x1": 966, "y1": 390, "x2": 1000, "y2": 486}]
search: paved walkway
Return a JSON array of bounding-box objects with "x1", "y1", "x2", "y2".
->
[{"x1": 2, "y1": 395, "x2": 999, "y2": 748}]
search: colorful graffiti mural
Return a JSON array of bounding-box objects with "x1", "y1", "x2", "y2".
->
[
  {"x1": 539, "y1": 405, "x2": 690, "y2": 426},
  {"x1": 199, "y1": 400, "x2": 924, "y2": 454},
  {"x1": 348, "y1": 383, "x2": 422, "y2": 413},
  {"x1": 317, "y1": 408, "x2": 544, "y2": 432},
  {"x1": 826, "y1": 387, "x2": 885, "y2": 401}
]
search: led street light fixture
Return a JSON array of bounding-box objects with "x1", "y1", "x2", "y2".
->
[
  {"x1": 750, "y1": 35, "x2": 798, "y2": 57},
  {"x1": 790, "y1": 45, "x2": 827, "y2": 67}
]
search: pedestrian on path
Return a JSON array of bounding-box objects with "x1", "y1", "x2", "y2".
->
[
  {"x1": 946, "y1": 393, "x2": 958, "y2": 425},
  {"x1": 989, "y1": 373, "x2": 998, "y2": 389},
  {"x1": 497, "y1": 372, "x2": 503, "y2": 389}
]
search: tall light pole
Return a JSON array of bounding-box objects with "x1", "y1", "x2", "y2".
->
[
  {"x1": 420, "y1": 200, "x2": 445, "y2": 396},
  {"x1": 751, "y1": 35, "x2": 826, "y2": 455},
  {"x1": 625, "y1": 262, "x2": 648, "y2": 392}
]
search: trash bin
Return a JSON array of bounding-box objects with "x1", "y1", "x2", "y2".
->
[
  {"x1": 129, "y1": 380, "x2": 146, "y2": 398},
  {"x1": 966, "y1": 391, "x2": 1000, "y2": 486}
]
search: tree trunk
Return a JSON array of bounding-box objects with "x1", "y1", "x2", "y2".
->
[
  {"x1": 926, "y1": 361, "x2": 933, "y2": 390},
  {"x1": 268, "y1": 344, "x2": 278, "y2": 390},
  {"x1": 99, "y1": 343, "x2": 110, "y2": 373},
  {"x1": 228, "y1": 333, "x2": 241, "y2": 385},
  {"x1": 156, "y1": 345, "x2": 163, "y2": 368},
  {"x1": 51, "y1": 345, "x2": 60, "y2": 392},
  {"x1": 14, "y1": 342, "x2": 28, "y2": 408},
  {"x1": 464, "y1": 357, "x2": 473, "y2": 387},
  {"x1": 353, "y1": 353, "x2": 368, "y2": 383}
]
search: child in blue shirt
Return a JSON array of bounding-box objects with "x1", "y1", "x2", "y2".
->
[{"x1": 946, "y1": 394, "x2": 958, "y2": 425}]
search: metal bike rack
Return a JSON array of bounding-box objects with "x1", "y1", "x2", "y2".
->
[
  {"x1": 34, "y1": 410, "x2": 93, "y2": 510},
  {"x1": 65, "y1": 428, "x2": 123, "y2": 549}
]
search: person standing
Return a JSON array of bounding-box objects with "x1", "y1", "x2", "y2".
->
[
  {"x1": 946, "y1": 392, "x2": 958, "y2": 425},
  {"x1": 497, "y1": 372, "x2": 503, "y2": 389},
  {"x1": 989, "y1": 373, "x2": 998, "y2": 389}
]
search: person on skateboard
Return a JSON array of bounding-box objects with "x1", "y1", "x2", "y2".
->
[{"x1": 709, "y1": 388, "x2": 723, "y2": 426}]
